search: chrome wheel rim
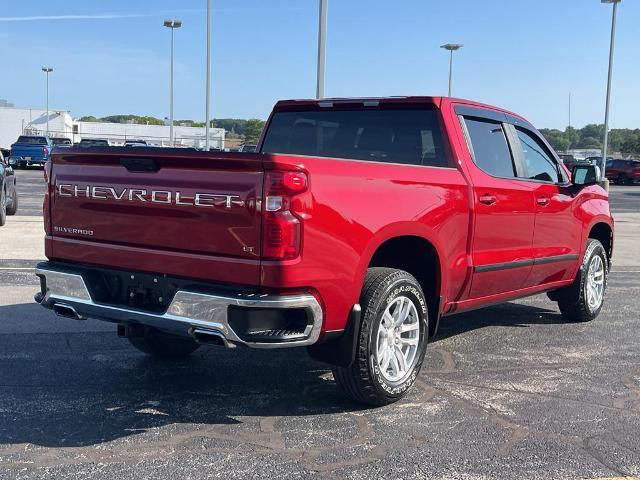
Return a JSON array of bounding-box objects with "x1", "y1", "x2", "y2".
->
[
  {"x1": 375, "y1": 296, "x2": 420, "y2": 382},
  {"x1": 586, "y1": 255, "x2": 605, "y2": 311}
]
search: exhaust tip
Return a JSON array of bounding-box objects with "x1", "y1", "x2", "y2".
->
[
  {"x1": 190, "y1": 328, "x2": 235, "y2": 348},
  {"x1": 52, "y1": 303, "x2": 83, "y2": 320}
]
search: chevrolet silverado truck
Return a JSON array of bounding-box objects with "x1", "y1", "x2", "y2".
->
[
  {"x1": 35, "y1": 97, "x2": 613, "y2": 405},
  {"x1": 10, "y1": 135, "x2": 52, "y2": 168}
]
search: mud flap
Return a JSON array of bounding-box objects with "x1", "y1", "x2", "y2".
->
[{"x1": 306, "y1": 304, "x2": 361, "y2": 368}]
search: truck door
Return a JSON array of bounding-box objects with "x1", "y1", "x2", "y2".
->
[
  {"x1": 507, "y1": 125, "x2": 583, "y2": 286},
  {"x1": 457, "y1": 110, "x2": 536, "y2": 299}
]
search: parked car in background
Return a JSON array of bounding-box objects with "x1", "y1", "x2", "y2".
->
[
  {"x1": 605, "y1": 159, "x2": 640, "y2": 185},
  {"x1": 78, "y1": 138, "x2": 110, "y2": 148},
  {"x1": 124, "y1": 139, "x2": 147, "y2": 147},
  {"x1": 51, "y1": 138, "x2": 72, "y2": 147},
  {"x1": 9, "y1": 135, "x2": 52, "y2": 168},
  {"x1": 237, "y1": 144, "x2": 256, "y2": 152},
  {"x1": 0, "y1": 149, "x2": 18, "y2": 225}
]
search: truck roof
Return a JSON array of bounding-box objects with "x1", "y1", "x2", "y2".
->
[{"x1": 273, "y1": 96, "x2": 527, "y2": 123}]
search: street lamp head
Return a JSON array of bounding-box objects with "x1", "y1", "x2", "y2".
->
[
  {"x1": 440, "y1": 43, "x2": 464, "y2": 51},
  {"x1": 163, "y1": 19, "x2": 182, "y2": 28},
  {"x1": 41, "y1": 66, "x2": 53, "y2": 73},
  {"x1": 601, "y1": 0, "x2": 621, "y2": 3}
]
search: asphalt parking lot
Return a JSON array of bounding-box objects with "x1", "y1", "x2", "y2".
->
[{"x1": 1, "y1": 169, "x2": 639, "y2": 479}]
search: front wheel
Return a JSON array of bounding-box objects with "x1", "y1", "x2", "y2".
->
[
  {"x1": 556, "y1": 239, "x2": 608, "y2": 322},
  {"x1": 6, "y1": 189, "x2": 17, "y2": 216},
  {"x1": 332, "y1": 268, "x2": 428, "y2": 406},
  {"x1": 617, "y1": 174, "x2": 629, "y2": 185},
  {"x1": 0, "y1": 187, "x2": 6, "y2": 226}
]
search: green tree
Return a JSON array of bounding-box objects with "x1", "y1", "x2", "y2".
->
[
  {"x1": 540, "y1": 129, "x2": 570, "y2": 152},
  {"x1": 243, "y1": 119, "x2": 265, "y2": 144},
  {"x1": 578, "y1": 136, "x2": 602, "y2": 149},
  {"x1": 564, "y1": 126, "x2": 580, "y2": 149}
]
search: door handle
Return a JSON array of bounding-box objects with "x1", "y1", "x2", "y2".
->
[
  {"x1": 478, "y1": 193, "x2": 497, "y2": 205},
  {"x1": 536, "y1": 197, "x2": 550, "y2": 206}
]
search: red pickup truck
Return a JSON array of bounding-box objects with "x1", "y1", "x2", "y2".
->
[{"x1": 35, "y1": 97, "x2": 613, "y2": 405}]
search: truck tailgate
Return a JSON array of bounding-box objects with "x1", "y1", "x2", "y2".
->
[{"x1": 49, "y1": 148, "x2": 263, "y2": 285}]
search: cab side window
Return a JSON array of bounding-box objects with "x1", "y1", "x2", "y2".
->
[
  {"x1": 463, "y1": 117, "x2": 516, "y2": 178},
  {"x1": 515, "y1": 128, "x2": 559, "y2": 183}
]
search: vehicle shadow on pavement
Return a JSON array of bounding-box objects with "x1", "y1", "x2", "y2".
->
[
  {"x1": 436, "y1": 301, "x2": 567, "y2": 341},
  {"x1": 0, "y1": 300, "x2": 563, "y2": 449}
]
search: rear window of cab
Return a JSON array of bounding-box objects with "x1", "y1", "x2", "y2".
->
[{"x1": 261, "y1": 108, "x2": 451, "y2": 168}]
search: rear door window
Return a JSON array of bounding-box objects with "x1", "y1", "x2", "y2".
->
[
  {"x1": 463, "y1": 117, "x2": 516, "y2": 178},
  {"x1": 261, "y1": 108, "x2": 451, "y2": 167}
]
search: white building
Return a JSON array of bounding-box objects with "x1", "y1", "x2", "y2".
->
[
  {"x1": 0, "y1": 106, "x2": 74, "y2": 148},
  {"x1": 73, "y1": 121, "x2": 225, "y2": 149},
  {"x1": 0, "y1": 106, "x2": 225, "y2": 150}
]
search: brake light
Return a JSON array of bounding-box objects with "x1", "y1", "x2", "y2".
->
[
  {"x1": 262, "y1": 171, "x2": 308, "y2": 260},
  {"x1": 42, "y1": 146, "x2": 48, "y2": 158}
]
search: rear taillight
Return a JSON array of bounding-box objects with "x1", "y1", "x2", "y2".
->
[
  {"x1": 42, "y1": 146, "x2": 48, "y2": 157},
  {"x1": 262, "y1": 171, "x2": 308, "y2": 260}
]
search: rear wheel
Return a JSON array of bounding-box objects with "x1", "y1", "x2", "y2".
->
[
  {"x1": 555, "y1": 239, "x2": 608, "y2": 322},
  {"x1": 332, "y1": 268, "x2": 428, "y2": 406},
  {"x1": 6, "y1": 189, "x2": 17, "y2": 216},
  {"x1": 128, "y1": 329, "x2": 201, "y2": 360},
  {"x1": 617, "y1": 174, "x2": 629, "y2": 185}
]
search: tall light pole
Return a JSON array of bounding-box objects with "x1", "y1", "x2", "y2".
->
[
  {"x1": 163, "y1": 19, "x2": 182, "y2": 146},
  {"x1": 440, "y1": 44, "x2": 463, "y2": 97},
  {"x1": 601, "y1": 0, "x2": 621, "y2": 182},
  {"x1": 42, "y1": 66, "x2": 53, "y2": 135},
  {"x1": 316, "y1": 0, "x2": 328, "y2": 99},
  {"x1": 205, "y1": 0, "x2": 212, "y2": 150}
]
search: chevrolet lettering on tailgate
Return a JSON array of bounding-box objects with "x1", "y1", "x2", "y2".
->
[{"x1": 56, "y1": 184, "x2": 244, "y2": 208}]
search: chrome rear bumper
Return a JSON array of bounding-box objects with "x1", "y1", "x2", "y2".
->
[{"x1": 35, "y1": 266, "x2": 323, "y2": 349}]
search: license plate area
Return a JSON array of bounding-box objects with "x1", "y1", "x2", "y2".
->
[{"x1": 84, "y1": 269, "x2": 178, "y2": 313}]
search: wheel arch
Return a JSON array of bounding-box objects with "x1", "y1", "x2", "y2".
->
[
  {"x1": 588, "y1": 221, "x2": 613, "y2": 265},
  {"x1": 363, "y1": 230, "x2": 444, "y2": 337}
]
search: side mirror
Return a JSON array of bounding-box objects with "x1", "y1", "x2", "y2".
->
[{"x1": 572, "y1": 165, "x2": 600, "y2": 186}]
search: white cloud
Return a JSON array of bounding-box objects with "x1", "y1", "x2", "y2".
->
[{"x1": 0, "y1": 11, "x2": 204, "y2": 22}]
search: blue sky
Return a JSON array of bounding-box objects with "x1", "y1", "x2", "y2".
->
[{"x1": 1, "y1": 0, "x2": 638, "y2": 128}]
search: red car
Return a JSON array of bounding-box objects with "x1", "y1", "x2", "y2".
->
[
  {"x1": 35, "y1": 96, "x2": 613, "y2": 405},
  {"x1": 605, "y1": 159, "x2": 640, "y2": 184}
]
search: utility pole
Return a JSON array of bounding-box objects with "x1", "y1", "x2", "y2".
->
[
  {"x1": 316, "y1": 0, "x2": 328, "y2": 99},
  {"x1": 163, "y1": 19, "x2": 182, "y2": 146},
  {"x1": 440, "y1": 44, "x2": 463, "y2": 97},
  {"x1": 601, "y1": 0, "x2": 621, "y2": 182},
  {"x1": 42, "y1": 66, "x2": 53, "y2": 135},
  {"x1": 205, "y1": 0, "x2": 212, "y2": 150}
]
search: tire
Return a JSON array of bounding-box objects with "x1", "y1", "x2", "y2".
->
[
  {"x1": 128, "y1": 329, "x2": 201, "y2": 360},
  {"x1": 0, "y1": 186, "x2": 6, "y2": 226},
  {"x1": 6, "y1": 189, "x2": 17, "y2": 216},
  {"x1": 332, "y1": 267, "x2": 428, "y2": 406},
  {"x1": 556, "y1": 239, "x2": 608, "y2": 322},
  {"x1": 618, "y1": 174, "x2": 629, "y2": 185}
]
